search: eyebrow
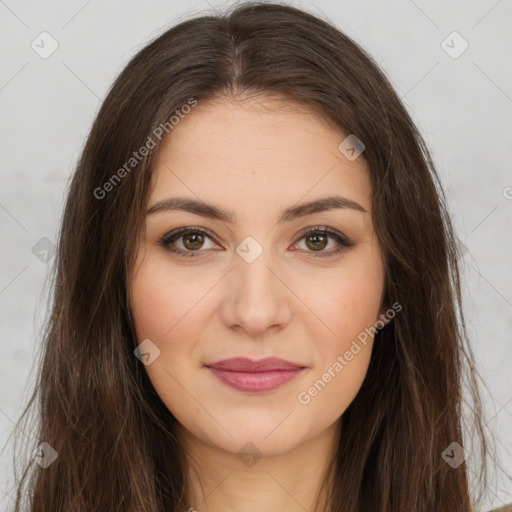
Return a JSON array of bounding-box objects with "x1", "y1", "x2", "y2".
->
[{"x1": 146, "y1": 195, "x2": 368, "y2": 223}]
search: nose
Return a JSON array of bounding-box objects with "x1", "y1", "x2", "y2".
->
[{"x1": 219, "y1": 249, "x2": 293, "y2": 339}]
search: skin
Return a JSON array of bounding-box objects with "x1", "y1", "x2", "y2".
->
[{"x1": 128, "y1": 95, "x2": 388, "y2": 512}]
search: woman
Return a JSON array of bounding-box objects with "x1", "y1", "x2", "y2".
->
[{"x1": 9, "y1": 2, "x2": 506, "y2": 511}]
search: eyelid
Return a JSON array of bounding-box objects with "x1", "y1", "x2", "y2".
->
[{"x1": 295, "y1": 225, "x2": 352, "y2": 245}]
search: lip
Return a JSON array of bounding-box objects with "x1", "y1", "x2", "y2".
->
[
  {"x1": 205, "y1": 357, "x2": 307, "y2": 393},
  {"x1": 206, "y1": 357, "x2": 305, "y2": 372}
]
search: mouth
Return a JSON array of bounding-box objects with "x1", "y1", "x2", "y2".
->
[{"x1": 204, "y1": 357, "x2": 307, "y2": 393}]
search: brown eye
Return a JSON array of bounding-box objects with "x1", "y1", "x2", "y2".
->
[
  {"x1": 305, "y1": 233, "x2": 328, "y2": 251},
  {"x1": 295, "y1": 227, "x2": 354, "y2": 257},
  {"x1": 159, "y1": 227, "x2": 220, "y2": 258},
  {"x1": 182, "y1": 232, "x2": 205, "y2": 250}
]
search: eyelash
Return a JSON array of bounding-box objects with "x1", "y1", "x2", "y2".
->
[{"x1": 158, "y1": 226, "x2": 354, "y2": 259}]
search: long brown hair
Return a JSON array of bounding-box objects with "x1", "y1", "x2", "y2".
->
[{"x1": 8, "y1": 2, "x2": 498, "y2": 510}]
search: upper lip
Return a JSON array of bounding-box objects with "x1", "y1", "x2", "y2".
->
[{"x1": 205, "y1": 357, "x2": 305, "y2": 372}]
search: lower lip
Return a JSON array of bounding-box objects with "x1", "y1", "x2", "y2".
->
[{"x1": 207, "y1": 367, "x2": 305, "y2": 393}]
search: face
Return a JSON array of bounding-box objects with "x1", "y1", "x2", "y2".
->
[{"x1": 128, "y1": 96, "x2": 387, "y2": 458}]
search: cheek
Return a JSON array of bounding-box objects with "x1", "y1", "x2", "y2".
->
[
  {"x1": 128, "y1": 257, "x2": 211, "y2": 418},
  {"x1": 298, "y1": 252, "x2": 384, "y2": 413},
  {"x1": 297, "y1": 277, "x2": 380, "y2": 420},
  {"x1": 129, "y1": 256, "x2": 212, "y2": 340},
  {"x1": 305, "y1": 261, "x2": 384, "y2": 349}
]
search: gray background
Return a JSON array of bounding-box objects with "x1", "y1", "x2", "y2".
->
[{"x1": 1, "y1": 0, "x2": 511, "y2": 510}]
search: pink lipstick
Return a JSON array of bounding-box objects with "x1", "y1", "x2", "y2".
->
[{"x1": 205, "y1": 357, "x2": 306, "y2": 393}]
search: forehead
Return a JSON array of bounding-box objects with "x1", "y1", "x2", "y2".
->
[{"x1": 148, "y1": 96, "x2": 372, "y2": 215}]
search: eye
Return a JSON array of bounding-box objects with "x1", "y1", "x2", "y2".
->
[
  {"x1": 159, "y1": 225, "x2": 354, "y2": 259},
  {"x1": 158, "y1": 227, "x2": 220, "y2": 258},
  {"x1": 292, "y1": 226, "x2": 354, "y2": 257}
]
